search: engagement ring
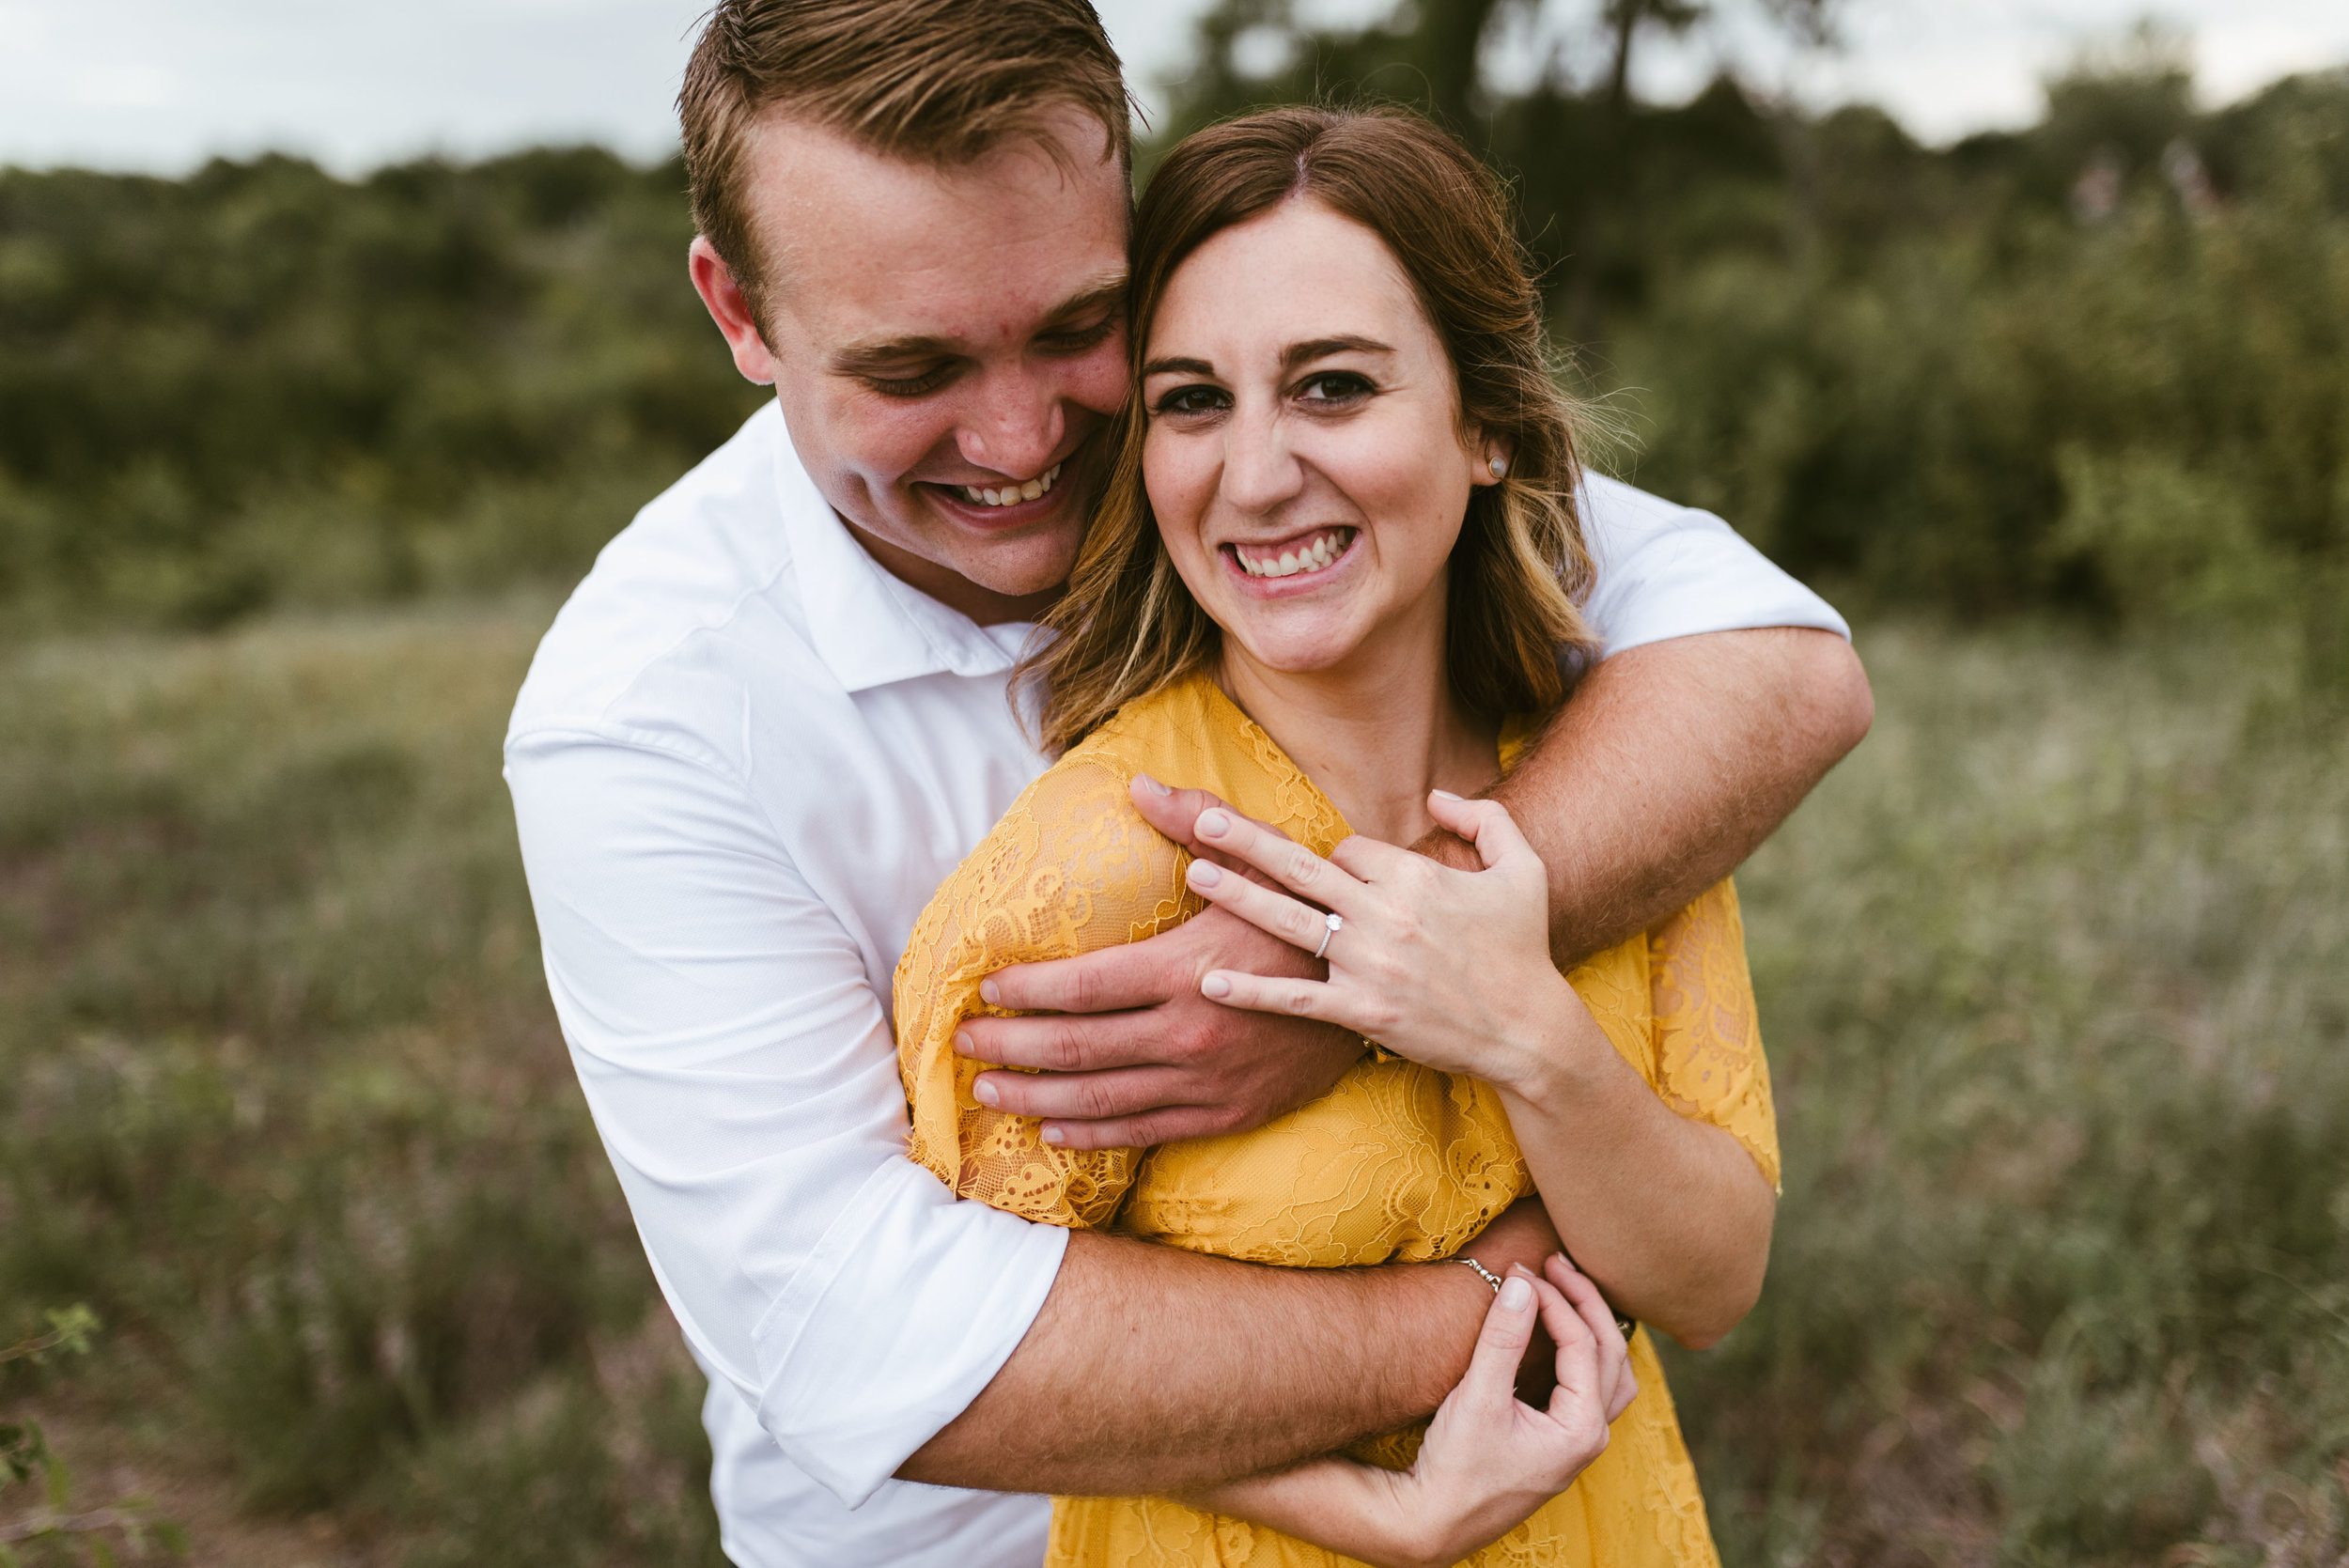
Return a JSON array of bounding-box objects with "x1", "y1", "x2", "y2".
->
[{"x1": 1313, "y1": 911, "x2": 1343, "y2": 959}]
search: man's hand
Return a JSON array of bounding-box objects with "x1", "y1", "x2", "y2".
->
[{"x1": 957, "y1": 778, "x2": 1361, "y2": 1150}]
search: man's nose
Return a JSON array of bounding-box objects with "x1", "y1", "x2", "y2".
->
[
  {"x1": 957, "y1": 365, "x2": 1066, "y2": 479},
  {"x1": 1219, "y1": 404, "x2": 1303, "y2": 518}
]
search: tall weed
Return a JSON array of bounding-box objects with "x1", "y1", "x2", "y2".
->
[
  {"x1": 1678, "y1": 622, "x2": 2349, "y2": 1563},
  {"x1": 0, "y1": 606, "x2": 722, "y2": 1559}
]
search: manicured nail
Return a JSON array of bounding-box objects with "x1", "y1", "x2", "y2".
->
[
  {"x1": 1041, "y1": 1125, "x2": 1065, "y2": 1145},
  {"x1": 972, "y1": 1077, "x2": 1000, "y2": 1107},
  {"x1": 979, "y1": 980, "x2": 1000, "y2": 1006},
  {"x1": 1430, "y1": 788, "x2": 1462, "y2": 801},
  {"x1": 1187, "y1": 860, "x2": 1222, "y2": 888},
  {"x1": 1197, "y1": 809, "x2": 1232, "y2": 838},
  {"x1": 1202, "y1": 972, "x2": 1233, "y2": 999},
  {"x1": 1137, "y1": 772, "x2": 1172, "y2": 797},
  {"x1": 954, "y1": 1030, "x2": 976, "y2": 1057},
  {"x1": 1499, "y1": 1277, "x2": 1533, "y2": 1312}
]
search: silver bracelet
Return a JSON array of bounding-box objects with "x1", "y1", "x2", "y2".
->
[{"x1": 1459, "y1": 1253, "x2": 1638, "y2": 1338}]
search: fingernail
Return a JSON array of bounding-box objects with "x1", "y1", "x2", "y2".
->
[
  {"x1": 1499, "y1": 1277, "x2": 1533, "y2": 1312},
  {"x1": 1510, "y1": 1263, "x2": 1537, "y2": 1278},
  {"x1": 954, "y1": 1030, "x2": 976, "y2": 1057},
  {"x1": 972, "y1": 1077, "x2": 1000, "y2": 1107},
  {"x1": 1430, "y1": 788, "x2": 1462, "y2": 801},
  {"x1": 1202, "y1": 972, "x2": 1233, "y2": 999},
  {"x1": 1137, "y1": 772, "x2": 1172, "y2": 797},
  {"x1": 1187, "y1": 860, "x2": 1222, "y2": 888},
  {"x1": 1196, "y1": 808, "x2": 1231, "y2": 838},
  {"x1": 979, "y1": 980, "x2": 1000, "y2": 1006},
  {"x1": 1041, "y1": 1125, "x2": 1065, "y2": 1145}
]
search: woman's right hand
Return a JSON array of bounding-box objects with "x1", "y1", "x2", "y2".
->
[{"x1": 1386, "y1": 1252, "x2": 1638, "y2": 1566}]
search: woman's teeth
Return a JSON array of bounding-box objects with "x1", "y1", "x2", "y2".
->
[
  {"x1": 1235, "y1": 529, "x2": 1354, "y2": 579},
  {"x1": 957, "y1": 463, "x2": 1062, "y2": 507}
]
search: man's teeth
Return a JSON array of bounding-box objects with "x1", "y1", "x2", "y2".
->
[
  {"x1": 1236, "y1": 530, "x2": 1353, "y2": 579},
  {"x1": 957, "y1": 463, "x2": 1063, "y2": 507}
]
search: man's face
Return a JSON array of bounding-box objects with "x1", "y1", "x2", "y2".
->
[{"x1": 711, "y1": 105, "x2": 1130, "y2": 619}]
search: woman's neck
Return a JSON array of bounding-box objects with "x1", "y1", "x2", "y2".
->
[{"x1": 1216, "y1": 584, "x2": 1500, "y2": 846}]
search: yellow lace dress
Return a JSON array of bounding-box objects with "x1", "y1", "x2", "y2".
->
[{"x1": 896, "y1": 672, "x2": 1780, "y2": 1568}]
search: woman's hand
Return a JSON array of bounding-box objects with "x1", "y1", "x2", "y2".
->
[
  {"x1": 1179, "y1": 792, "x2": 1592, "y2": 1094},
  {"x1": 1181, "y1": 789, "x2": 1777, "y2": 1350},
  {"x1": 1398, "y1": 1253, "x2": 1637, "y2": 1561},
  {"x1": 1182, "y1": 1252, "x2": 1636, "y2": 1568}
]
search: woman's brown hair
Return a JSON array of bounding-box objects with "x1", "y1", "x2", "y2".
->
[{"x1": 1024, "y1": 104, "x2": 1599, "y2": 756}]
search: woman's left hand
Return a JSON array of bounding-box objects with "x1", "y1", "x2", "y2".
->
[{"x1": 1181, "y1": 792, "x2": 1585, "y2": 1093}]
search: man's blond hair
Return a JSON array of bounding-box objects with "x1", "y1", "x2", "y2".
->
[{"x1": 679, "y1": 0, "x2": 1134, "y2": 315}]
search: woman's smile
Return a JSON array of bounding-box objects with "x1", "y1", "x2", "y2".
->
[{"x1": 1224, "y1": 525, "x2": 1360, "y2": 583}]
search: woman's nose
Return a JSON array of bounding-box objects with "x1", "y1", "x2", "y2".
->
[
  {"x1": 1219, "y1": 407, "x2": 1303, "y2": 516},
  {"x1": 957, "y1": 365, "x2": 1066, "y2": 479}
]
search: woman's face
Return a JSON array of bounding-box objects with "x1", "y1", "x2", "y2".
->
[{"x1": 1140, "y1": 197, "x2": 1494, "y2": 676}]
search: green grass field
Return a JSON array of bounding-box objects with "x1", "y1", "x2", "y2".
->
[{"x1": 1, "y1": 603, "x2": 2343, "y2": 1565}]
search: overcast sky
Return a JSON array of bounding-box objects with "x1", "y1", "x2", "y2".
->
[{"x1": 2, "y1": 0, "x2": 2345, "y2": 175}]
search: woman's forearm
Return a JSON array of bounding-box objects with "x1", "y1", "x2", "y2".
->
[
  {"x1": 1494, "y1": 1003, "x2": 1776, "y2": 1347},
  {"x1": 1185, "y1": 1459, "x2": 1439, "y2": 1568}
]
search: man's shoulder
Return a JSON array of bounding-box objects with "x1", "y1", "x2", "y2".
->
[
  {"x1": 506, "y1": 403, "x2": 826, "y2": 769},
  {"x1": 1578, "y1": 471, "x2": 1735, "y2": 558}
]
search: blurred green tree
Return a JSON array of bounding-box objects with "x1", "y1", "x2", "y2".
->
[{"x1": 0, "y1": 21, "x2": 2342, "y2": 644}]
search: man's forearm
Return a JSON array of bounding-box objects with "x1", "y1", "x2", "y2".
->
[
  {"x1": 1457, "y1": 627, "x2": 1871, "y2": 965},
  {"x1": 899, "y1": 1215, "x2": 1546, "y2": 1495},
  {"x1": 899, "y1": 1231, "x2": 1485, "y2": 1494}
]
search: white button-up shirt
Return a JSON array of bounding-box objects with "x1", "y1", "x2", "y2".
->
[{"x1": 504, "y1": 402, "x2": 1847, "y2": 1568}]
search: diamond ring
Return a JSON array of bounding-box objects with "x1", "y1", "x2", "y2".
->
[{"x1": 1312, "y1": 911, "x2": 1343, "y2": 960}]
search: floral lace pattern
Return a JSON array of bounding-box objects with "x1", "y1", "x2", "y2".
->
[{"x1": 894, "y1": 673, "x2": 1778, "y2": 1567}]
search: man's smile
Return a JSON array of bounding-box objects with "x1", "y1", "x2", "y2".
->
[
  {"x1": 946, "y1": 461, "x2": 1064, "y2": 508},
  {"x1": 917, "y1": 455, "x2": 1082, "y2": 531}
]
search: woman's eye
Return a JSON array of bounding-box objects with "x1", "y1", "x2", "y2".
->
[
  {"x1": 1297, "y1": 372, "x2": 1374, "y2": 405},
  {"x1": 1154, "y1": 385, "x2": 1229, "y2": 417}
]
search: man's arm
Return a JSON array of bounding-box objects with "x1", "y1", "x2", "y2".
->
[
  {"x1": 1458, "y1": 626, "x2": 1872, "y2": 967},
  {"x1": 902, "y1": 1202, "x2": 1563, "y2": 1494},
  {"x1": 508, "y1": 728, "x2": 1556, "y2": 1503},
  {"x1": 969, "y1": 627, "x2": 1869, "y2": 1148}
]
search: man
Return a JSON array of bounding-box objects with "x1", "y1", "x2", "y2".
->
[{"x1": 504, "y1": 2, "x2": 1871, "y2": 1564}]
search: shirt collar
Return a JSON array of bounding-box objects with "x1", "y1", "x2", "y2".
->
[{"x1": 771, "y1": 426, "x2": 1039, "y2": 693}]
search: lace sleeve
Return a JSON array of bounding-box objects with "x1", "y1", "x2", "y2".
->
[
  {"x1": 894, "y1": 753, "x2": 1199, "y2": 1228},
  {"x1": 1648, "y1": 878, "x2": 1781, "y2": 1192}
]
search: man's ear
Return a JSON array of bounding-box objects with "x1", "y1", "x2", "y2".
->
[{"x1": 689, "y1": 236, "x2": 781, "y2": 387}]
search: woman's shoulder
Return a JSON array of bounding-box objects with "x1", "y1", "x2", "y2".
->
[
  {"x1": 1070, "y1": 672, "x2": 1352, "y2": 855},
  {"x1": 993, "y1": 677, "x2": 1218, "y2": 848},
  {"x1": 1065, "y1": 671, "x2": 1230, "y2": 773}
]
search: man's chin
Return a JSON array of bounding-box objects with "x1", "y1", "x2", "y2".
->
[
  {"x1": 919, "y1": 505, "x2": 1086, "y2": 601},
  {"x1": 946, "y1": 545, "x2": 1080, "y2": 604}
]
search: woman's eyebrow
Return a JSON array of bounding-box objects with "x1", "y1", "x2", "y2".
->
[
  {"x1": 1283, "y1": 335, "x2": 1392, "y2": 370},
  {"x1": 1142, "y1": 355, "x2": 1217, "y2": 378}
]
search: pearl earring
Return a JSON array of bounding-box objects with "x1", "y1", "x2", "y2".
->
[{"x1": 1487, "y1": 456, "x2": 1508, "y2": 479}]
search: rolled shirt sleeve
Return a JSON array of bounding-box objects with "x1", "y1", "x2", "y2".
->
[
  {"x1": 506, "y1": 730, "x2": 1066, "y2": 1507},
  {"x1": 1577, "y1": 473, "x2": 1850, "y2": 655}
]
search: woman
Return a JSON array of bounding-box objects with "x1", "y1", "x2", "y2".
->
[{"x1": 896, "y1": 106, "x2": 1780, "y2": 1567}]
